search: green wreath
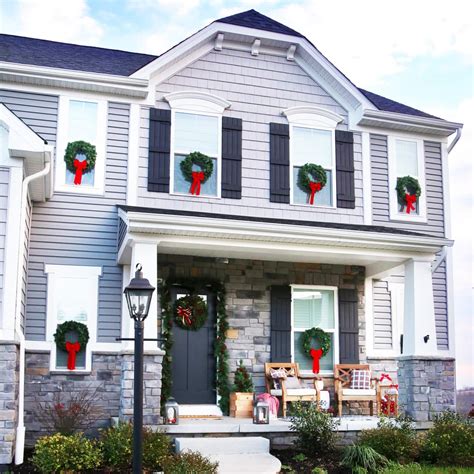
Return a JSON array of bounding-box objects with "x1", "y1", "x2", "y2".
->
[
  {"x1": 301, "y1": 327, "x2": 331, "y2": 357},
  {"x1": 297, "y1": 163, "x2": 328, "y2": 193},
  {"x1": 173, "y1": 294, "x2": 208, "y2": 331},
  {"x1": 396, "y1": 175, "x2": 421, "y2": 203},
  {"x1": 64, "y1": 140, "x2": 97, "y2": 174},
  {"x1": 180, "y1": 151, "x2": 214, "y2": 183},
  {"x1": 54, "y1": 320, "x2": 90, "y2": 351}
]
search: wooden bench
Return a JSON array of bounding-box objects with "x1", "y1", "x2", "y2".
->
[
  {"x1": 334, "y1": 364, "x2": 379, "y2": 417},
  {"x1": 264, "y1": 362, "x2": 320, "y2": 417}
]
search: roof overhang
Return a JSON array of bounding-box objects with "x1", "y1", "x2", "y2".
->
[
  {"x1": 117, "y1": 207, "x2": 452, "y2": 275},
  {"x1": 358, "y1": 109, "x2": 463, "y2": 137},
  {"x1": 0, "y1": 62, "x2": 149, "y2": 99},
  {"x1": 0, "y1": 104, "x2": 53, "y2": 201}
]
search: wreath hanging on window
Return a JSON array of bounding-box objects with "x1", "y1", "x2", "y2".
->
[
  {"x1": 301, "y1": 327, "x2": 331, "y2": 374},
  {"x1": 180, "y1": 151, "x2": 214, "y2": 196},
  {"x1": 53, "y1": 320, "x2": 89, "y2": 370},
  {"x1": 396, "y1": 176, "x2": 421, "y2": 214},
  {"x1": 64, "y1": 140, "x2": 97, "y2": 186},
  {"x1": 297, "y1": 163, "x2": 328, "y2": 205},
  {"x1": 173, "y1": 294, "x2": 208, "y2": 330}
]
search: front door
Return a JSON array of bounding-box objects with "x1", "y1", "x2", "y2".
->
[{"x1": 170, "y1": 288, "x2": 216, "y2": 404}]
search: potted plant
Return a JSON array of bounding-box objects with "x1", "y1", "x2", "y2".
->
[{"x1": 229, "y1": 360, "x2": 254, "y2": 417}]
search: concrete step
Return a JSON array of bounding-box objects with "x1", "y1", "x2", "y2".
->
[
  {"x1": 179, "y1": 404, "x2": 223, "y2": 418},
  {"x1": 175, "y1": 436, "x2": 281, "y2": 474}
]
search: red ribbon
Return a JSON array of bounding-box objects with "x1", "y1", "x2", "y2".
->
[
  {"x1": 190, "y1": 171, "x2": 205, "y2": 195},
  {"x1": 309, "y1": 181, "x2": 322, "y2": 205},
  {"x1": 65, "y1": 341, "x2": 81, "y2": 370},
  {"x1": 379, "y1": 373, "x2": 393, "y2": 384},
  {"x1": 177, "y1": 306, "x2": 192, "y2": 326},
  {"x1": 73, "y1": 159, "x2": 88, "y2": 185},
  {"x1": 405, "y1": 193, "x2": 417, "y2": 214},
  {"x1": 310, "y1": 348, "x2": 323, "y2": 374}
]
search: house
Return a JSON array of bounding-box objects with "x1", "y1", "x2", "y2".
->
[{"x1": 0, "y1": 9, "x2": 461, "y2": 465}]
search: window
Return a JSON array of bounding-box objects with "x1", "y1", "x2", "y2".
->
[
  {"x1": 45, "y1": 265, "x2": 101, "y2": 371},
  {"x1": 283, "y1": 106, "x2": 343, "y2": 208},
  {"x1": 292, "y1": 286, "x2": 338, "y2": 374},
  {"x1": 388, "y1": 136, "x2": 426, "y2": 221},
  {"x1": 172, "y1": 112, "x2": 219, "y2": 197},
  {"x1": 56, "y1": 96, "x2": 107, "y2": 194}
]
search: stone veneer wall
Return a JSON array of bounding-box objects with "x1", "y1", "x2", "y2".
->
[
  {"x1": 0, "y1": 342, "x2": 19, "y2": 465},
  {"x1": 157, "y1": 255, "x2": 366, "y2": 397}
]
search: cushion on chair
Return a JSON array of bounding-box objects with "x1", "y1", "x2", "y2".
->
[
  {"x1": 342, "y1": 388, "x2": 376, "y2": 396},
  {"x1": 350, "y1": 369, "x2": 372, "y2": 389},
  {"x1": 270, "y1": 388, "x2": 317, "y2": 397},
  {"x1": 270, "y1": 368, "x2": 287, "y2": 379},
  {"x1": 284, "y1": 377, "x2": 301, "y2": 389}
]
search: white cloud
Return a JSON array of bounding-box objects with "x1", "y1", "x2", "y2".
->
[
  {"x1": 6, "y1": 0, "x2": 104, "y2": 45},
  {"x1": 127, "y1": 0, "x2": 201, "y2": 16}
]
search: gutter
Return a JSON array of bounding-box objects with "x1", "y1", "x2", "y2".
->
[{"x1": 15, "y1": 157, "x2": 51, "y2": 465}]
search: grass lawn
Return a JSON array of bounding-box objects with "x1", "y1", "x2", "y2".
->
[{"x1": 383, "y1": 466, "x2": 474, "y2": 473}]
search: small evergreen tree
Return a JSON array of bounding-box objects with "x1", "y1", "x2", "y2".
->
[{"x1": 232, "y1": 360, "x2": 254, "y2": 392}]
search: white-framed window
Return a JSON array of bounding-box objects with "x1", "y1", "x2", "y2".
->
[
  {"x1": 55, "y1": 96, "x2": 107, "y2": 195},
  {"x1": 283, "y1": 106, "x2": 343, "y2": 208},
  {"x1": 165, "y1": 91, "x2": 231, "y2": 199},
  {"x1": 388, "y1": 135, "x2": 427, "y2": 222},
  {"x1": 45, "y1": 265, "x2": 102, "y2": 372},
  {"x1": 291, "y1": 285, "x2": 339, "y2": 375}
]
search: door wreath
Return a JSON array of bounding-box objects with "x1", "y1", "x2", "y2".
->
[
  {"x1": 180, "y1": 151, "x2": 214, "y2": 196},
  {"x1": 297, "y1": 163, "x2": 327, "y2": 205},
  {"x1": 54, "y1": 320, "x2": 89, "y2": 370},
  {"x1": 396, "y1": 176, "x2": 421, "y2": 214},
  {"x1": 64, "y1": 140, "x2": 97, "y2": 186},
  {"x1": 301, "y1": 327, "x2": 331, "y2": 374},
  {"x1": 174, "y1": 294, "x2": 208, "y2": 330}
]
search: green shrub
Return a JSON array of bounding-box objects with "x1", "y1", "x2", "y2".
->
[
  {"x1": 341, "y1": 444, "x2": 388, "y2": 473},
  {"x1": 101, "y1": 421, "x2": 172, "y2": 471},
  {"x1": 358, "y1": 415, "x2": 419, "y2": 463},
  {"x1": 289, "y1": 401, "x2": 339, "y2": 460},
  {"x1": 162, "y1": 451, "x2": 219, "y2": 474},
  {"x1": 32, "y1": 432, "x2": 102, "y2": 473},
  {"x1": 420, "y1": 411, "x2": 474, "y2": 467}
]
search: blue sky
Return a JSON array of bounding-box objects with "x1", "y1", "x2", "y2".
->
[{"x1": 1, "y1": 0, "x2": 472, "y2": 387}]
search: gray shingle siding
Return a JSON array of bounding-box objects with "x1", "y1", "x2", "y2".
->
[
  {"x1": 372, "y1": 279, "x2": 392, "y2": 350},
  {"x1": 0, "y1": 167, "x2": 9, "y2": 317},
  {"x1": 0, "y1": 90, "x2": 129, "y2": 342},
  {"x1": 137, "y1": 49, "x2": 364, "y2": 224}
]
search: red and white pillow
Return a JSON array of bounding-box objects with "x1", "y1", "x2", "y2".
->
[{"x1": 350, "y1": 369, "x2": 372, "y2": 390}]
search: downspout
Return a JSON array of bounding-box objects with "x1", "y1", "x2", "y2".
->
[
  {"x1": 447, "y1": 127, "x2": 462, "y2": 153},
  {"x1": 15, "y1": 158, "x2": 51, "y2": 465}
]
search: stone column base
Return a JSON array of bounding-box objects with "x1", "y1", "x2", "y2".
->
[
  {"x1": 119, "y1": 350, "x2": 164, "y2": 426},
  {"x1": 397, "y1": 355, "x2": 455, "y2": 422}
]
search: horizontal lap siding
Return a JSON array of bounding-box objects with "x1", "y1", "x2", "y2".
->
[
  {"x1": 372, "y1": 280, "x2": 392, "y2": 350},
  {"x1": 20, "y1": 196, "x2": 32, "y2": 333},
  {"x1": 0, "y1": 167, "x2": 9, "y2": 317},
  {"x1": 433, "y1": 260, "x2": 448, "y2": 350},
  {"x1": 137, "y1": 49, "x2": 364, "y2": 224},
  {"x1": 0, "y1": 90, "x2": 128, "y2": 342}
]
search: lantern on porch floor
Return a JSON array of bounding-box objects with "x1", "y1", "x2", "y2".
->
[
  {"x1": 253, "y1": 398, "x2": 270, "y2": 424},
  {"x1": 165, "y1": 398, "x2": 179, "y2": 425}
]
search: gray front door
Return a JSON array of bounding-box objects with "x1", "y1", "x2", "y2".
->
[{"x1": 170, "y1": 288, "x2": 217, "y2": 404}]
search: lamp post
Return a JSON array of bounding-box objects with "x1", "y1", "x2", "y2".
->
[{"x1": 123, "y1": 264, "x2": 155, "y2": 474}]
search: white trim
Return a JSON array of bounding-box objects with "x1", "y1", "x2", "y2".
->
[
  {"x1": 364, "y1": 277, "x2": 374, "y2": 356},
  {"x1": 126, "y1": 104, "x2": 140, "y2": 206},
  {"x1": 387, "y1": 135, "x2": 427, "y2": 223},
  {"x1": 445, "y1": 247, "x2": 455, "y2": 357},
  {"x1": 441, "y1": 142, "x2": 452, "y2": 239},
  {"x1": 290, "y1": 285, "x2": 339, "y2": 376},
  {"x1": 283, "y1": 106, "x2": 344, "y2": 128},
  {"x1": 55, "y1": 96, "x2": 107, "y2": 195},
  {"x1": 361, "y1": 132, "x2": 372, "y2": 225},
  {"x1": 164, "y1": 91, "x2": 231, "y2": 115},
  {"x1": 44, "y1": 264, "x2": 102, "y2": 372}
]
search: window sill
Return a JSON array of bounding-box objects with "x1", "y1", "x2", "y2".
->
[
  {"x1": 170, "y1": 191, "x2": 221, "y2": 200},
  {"x1": 389, "y1": 214, "x2": 427, "y2": 224},
  {"x1": 289, "y1": 202, "x2": 336, "y2": 210},
  {"x1": 50, "y1": 370, "x2": 91, "y2": 375},
  {"x1": 55, "y1": 184, "x2": 105, "y2": 196}
]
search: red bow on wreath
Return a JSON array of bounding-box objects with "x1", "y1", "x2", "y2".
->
[
  {"x1": 65, "y1": 341, "x2": 81, "y2": 370},
  {"x1": 405, "y1": 193, "x2": 417, "y2": 214},
  {"x1": 309, "y1": 182, "x2": 322, "y2": 205},
  {"x1": 190, "y1": 171, "x2": 205, "y2": 195},
  {"x1": 379, "y1": 373, "x2": 392, "y2": 384},
  {"x1": 177, "y1": 306, "x2": 192, "y2": 326},
  {"x1": 73, "y1": 159, "x2": 88, "y2": 185},
  {"x1": 310, "y1": 348, "x2": 323, "y2": 374}
]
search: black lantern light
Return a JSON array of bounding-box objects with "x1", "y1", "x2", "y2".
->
[
  {"x1": 164, "y1": 397, "x2": 179, "y2": 425},
  {"x1": 123, "y1": 264, "x2": 155, "y2": 474},
  {"x1": 253, "y1": 398, "x2": 270, "y2": 424}
]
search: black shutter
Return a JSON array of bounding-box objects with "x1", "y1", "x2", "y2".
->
[
  {"x1": 338, "y1": 289, "x2": 359, "y2": 363},
  {"x1": 335, "y1": 130, "x2": 355, "y2": 209},
  {"x1": 269, "y1": 123, "x2": 290, "y2": 203},
  {"x1": 270, "y1": 285, "x2": 292, "y2": 362},
  {"x1": 148, "y1": 108, "x2": 171, "y2": 193},
  {"x1": 221, "y1": 117, "x2": 242, "y2": 199}
]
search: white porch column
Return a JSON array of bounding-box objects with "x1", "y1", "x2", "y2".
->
[
  {"x1": 403, "y1": 258, "x2": 438, "y2": 356},
  {"x1": 129, "y1": 240, "x2": 158, "y2": 351}
]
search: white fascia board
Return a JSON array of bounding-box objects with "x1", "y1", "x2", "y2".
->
[{"x1": 0, "y1": 62, "x2": 149, "y2": 99}]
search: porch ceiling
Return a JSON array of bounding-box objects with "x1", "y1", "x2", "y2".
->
[{"x1": 118, "y1": 208, "x2": 452, "y2": 273}]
